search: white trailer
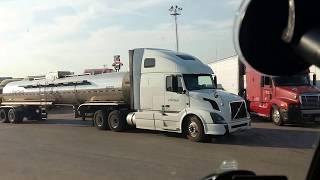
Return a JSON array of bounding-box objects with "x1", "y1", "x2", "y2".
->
[
  {"x1": 0, "y1": 49, "x2": 250, "y2": 142},
  {"x1": 310, "y1": 65, "x2": 320, "y2": 88},
  {"x1": 208, "y1": 56, "x2": 246, "y2": 96}
]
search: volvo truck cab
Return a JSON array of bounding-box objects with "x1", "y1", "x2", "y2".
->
[{"x1": 129, "y1": 49, "x2": 251, "y2": 141}]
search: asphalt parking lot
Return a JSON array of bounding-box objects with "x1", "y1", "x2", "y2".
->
[{"x1": 0, "y1": 108, "x2": 319, "y2": 180}]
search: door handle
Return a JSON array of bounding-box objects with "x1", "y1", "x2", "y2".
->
[{"x1": 165, "y1": 105, "x2": 170, "y2": 108}]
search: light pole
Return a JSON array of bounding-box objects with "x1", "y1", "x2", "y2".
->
[{"x1": 169, "y1": 5, "x2": 182, "y2": 52}]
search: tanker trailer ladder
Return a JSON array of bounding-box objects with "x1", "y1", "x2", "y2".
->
[{"x1": 39, "y1": 82, "x2": 48, "y2": 121}]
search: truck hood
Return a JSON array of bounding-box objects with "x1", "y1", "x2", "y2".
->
[
  {"x1": 189, "y1": 89, "x2": 244, "y2": 102},
  {"x1": 278, "y1": 86, "x2": 320, "y2": 95}
]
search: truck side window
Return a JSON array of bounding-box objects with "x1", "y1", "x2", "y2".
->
[
  {"x1": 144, "y1": 58, "x2": 155, "y2": 68},
  {"x1": 264, "y1": 76, "x2": 271, "y2": 86},
  {"x1": 177, "y1": 76, "x2": 183, "y2": 92},
  {"x1": 166, "y1": 76, "x2": 173, "y2": 91},
  {"x1": 166, "y1": 76, "x2": 181, "y2": 92}
]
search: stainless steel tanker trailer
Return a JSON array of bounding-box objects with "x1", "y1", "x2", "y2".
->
[{"x1": 0, "y1": 48, "x2": 250, "y2": 142}]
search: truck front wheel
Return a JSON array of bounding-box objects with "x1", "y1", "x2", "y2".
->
[
  {"x1": 271, "y1": 106, "x2": 284, "y2": 126},
  {"x1": 0, "y1": 109, "x2": 9, "y2": 123},
  {"x1": 94, "y1": 110, "x2": 109, "y2": 130},
  {"x1": 184, "y1": 116, "x2": 208, "y2": 142},
  {"x1": 108, "y1": 110, "x2": 127, "y2": 132}
]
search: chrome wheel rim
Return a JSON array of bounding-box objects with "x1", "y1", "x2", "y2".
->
[
  {"x1": 273, "y1": 109, "x2": 281, "y2": 123},
  {"x1": 96, "y1": 116, "x2": 103, "y2": 127},
  {"x1": 188, "y1": 122, "x2": 199, "y2": 138},
  {"x1": 110, "y1": 116, "x2": 119, "y2": 129},
  {"x1": 8, "y1": 110, "x2": 15, "y2": 122}
]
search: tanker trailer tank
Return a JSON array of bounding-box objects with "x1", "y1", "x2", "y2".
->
[{"x1": 1, "y1": 72, "x2": 131, "y2": 105}]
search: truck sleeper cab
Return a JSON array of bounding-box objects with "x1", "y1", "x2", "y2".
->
[{"x1": 129, "y1": 49, "x2": 250, "y2": 141}]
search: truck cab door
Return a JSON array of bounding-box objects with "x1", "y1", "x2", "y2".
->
[
  {"x1": 261, "y1": 76, "x2": 273, "y2": 102},
  {"x1": 160, "y1": 75, "x2": 188, "y2": 131}
]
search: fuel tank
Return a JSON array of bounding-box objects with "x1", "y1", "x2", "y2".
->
[{"x1": 1, "y1": 72, "x2": 131, "y2": 105}]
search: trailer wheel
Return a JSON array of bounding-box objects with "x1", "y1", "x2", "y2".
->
[
  {"x1": 0, "y1": 109, "x2": 9, "y2": 123},
  {"x1": 94, "y1": 110, "x2": 109, "y2": 130},
  {"x1": 8, "y1": 109, "x2": 23, "y2": 124},
  {"x1": 108, "y1": 110, "x2": 126, "y2": 132},
  {"x1": 271, "y1": 106, "x2": 284, "y2": 126},
  {"x1": 184, "y1": 116, "x2": 208, "y2": 142}
]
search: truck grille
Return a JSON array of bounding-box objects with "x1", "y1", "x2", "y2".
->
[
  {"x1": 300, "y1": 95, "x2": 320, "y2": 108},
  {"x1": 230, "y1": 101, "x2": 247, "y2": 119}
]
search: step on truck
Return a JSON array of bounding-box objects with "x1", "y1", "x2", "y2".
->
[
  {"x1": 209, "y1": 56, "x2": 320, "y2": 126},
  {"x1": 0, "y1": 48, "x2": 250, "y2": 142}
]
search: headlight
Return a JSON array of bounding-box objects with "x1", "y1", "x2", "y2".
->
[{"x1": 210, "y1": 113, "x2": 225, "y2": 124}]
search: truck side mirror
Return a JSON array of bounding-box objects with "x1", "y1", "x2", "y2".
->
[
  {"x1": 177, "y1": 87, "x2": 186, "y2": 94},
  {"x1": 214, "y1": 76, "x2": 217, "y2": 88},
  {"x1": 313, "y1": 74, "x2": 317, "y2": 86}
]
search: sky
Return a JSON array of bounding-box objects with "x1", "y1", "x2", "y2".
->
[{"x1": 0, "y1": 0, "x2": 242, "y2": 77}]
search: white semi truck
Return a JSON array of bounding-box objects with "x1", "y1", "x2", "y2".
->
[{"x1": 0, "y1": 48, "x2": 250, "y2": 142}]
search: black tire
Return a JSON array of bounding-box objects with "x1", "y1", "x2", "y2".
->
[
  {"x1": 271, "y1": 106, "x2": 284, "y2": 126},
  {"x1": 0, "y1": 109, "x2": 9, "y2": 123},
  {"x1": 108, "y1": 110, "x2": 126, "y2": 132},
  {"x1": 8, "y1": 109, "x2": 23, "y2": 124},
  {"x1": 184, "y1": 116, "x2": 207, "y2": 142},
  {"x1": 94, "y1": 110, "x2": 109, "y2": 130}
]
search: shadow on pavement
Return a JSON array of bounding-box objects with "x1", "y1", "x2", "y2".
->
[
  {"x1": 250, "y1": 116, "x2": 270, "y2": 123},
  {"x1": 212, "y1": 127, "x2": 320, "y2": 149},
  {"x1": 17, "y1": 113, "x2": 320, "y2": 149},
  {"x1": 23, "y1": 119, "x2": 92, "y2": 127},
  {"x1": 251, "y1": 116, "x2": 320, "y2": 128}
]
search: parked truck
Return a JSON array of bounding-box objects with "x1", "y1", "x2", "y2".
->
[
  {"x1": 209, "y1": 56, "x2": 320, "y2": 126},
  {"x1": 0, "y1": 49, "x2": 250, "y2": 142}
]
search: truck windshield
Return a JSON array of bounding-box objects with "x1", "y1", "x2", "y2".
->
[
  {"x1": 183, "y1": 74, "x2": 216, "y2": 90},
  {"x1": 273, "y1": 74, "x2": 310, "y2": 86}
]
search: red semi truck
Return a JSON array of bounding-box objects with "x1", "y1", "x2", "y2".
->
[{"x1": 209, "y1": 56, "x2": 320, "y2": 125}]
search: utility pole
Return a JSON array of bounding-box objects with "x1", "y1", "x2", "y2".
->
[{"x1": 169, "y1": 5, "x2": 182, "y2": 52}]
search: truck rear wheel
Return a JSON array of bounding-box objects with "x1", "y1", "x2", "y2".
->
[
  {"x1": 108, "y1": 110, "x2": 126, "y2": 132},
  {"x1": 271, "y1": 106, "x2": 284, "y2": 126},
  {"x1": 94, "y1": 110, "x2": 109, "y2": 130},
  {"x1": 0, "y1": 109, "x2": 9, "y2": 123},
  {"x1": 8, "y1": 109, "x2": 23, "y2": 124},
  {"x1": 185, "y1": 116, "x2": 208, "y2": 142}
]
